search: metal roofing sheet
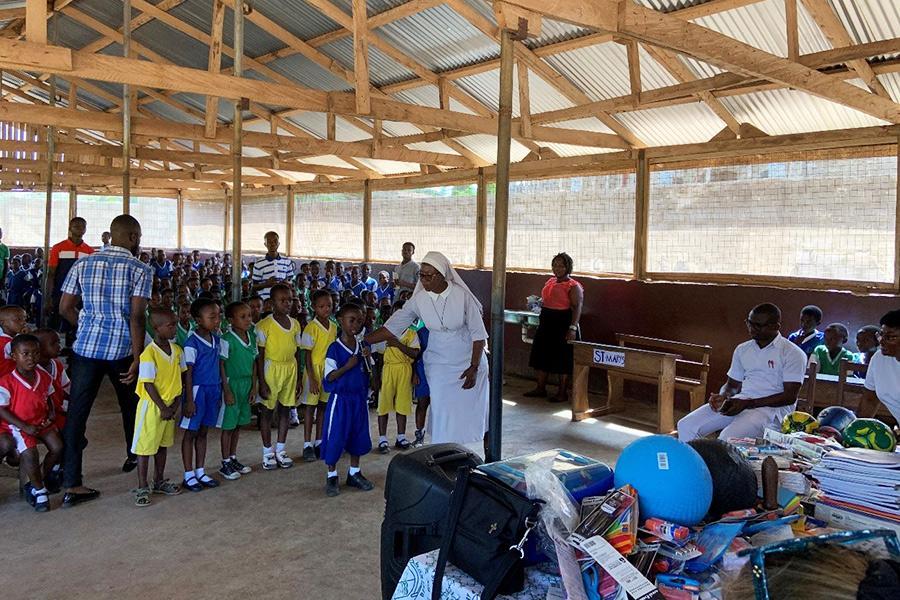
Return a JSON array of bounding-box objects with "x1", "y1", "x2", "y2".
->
[
  {"x1": 50, "y1": 12, "x2": 103, "y2": 51},
  {"x1": 374, "y1": 4, "x2": 496, "y2": 73},
  {"x1": 454, "y1": 67, "x2": 574, "y2": 116},
  {"x1": 249, "y1": 0, "x2": 344, "y2": 40},
  {"x1": 548, "y1": 118, "x2": 617, "y2": 136},
  {"x1": 352, "y1": 157, "x2": 420, "y2": 174},
  {"x1": 319, "y1": 35, "x2": 415, "y2": 87},
  {"x1": 613, "y1": 102, "x2": 726, "y2": 146},
  {"x1": 284, "y1": 113, "x2": 372, "y2": 142},
  {"x1": 390, "y1": 86, "x2": 481, "y2": 115},
  {"x1": 461, "y1": 0, "x2": 590, "y2": 48},
  {"x1": 452, "y1": 134, "x2": 531, "y2": 164},
  {"x1": 542, "y1": 144, "x2": 622, "y2": 158},
  {"x1": 266, "y1": 54, "x2": 352, "y2": 92},
  {"x1": 719, "y1": 87, "x2": 889, "y2": 134},
  {"x1": 831, "y1": 0, "x2": 900, "y2": 46},
  {"x1": 170, "y1": 0, "x2": 285, "y2": 59}
]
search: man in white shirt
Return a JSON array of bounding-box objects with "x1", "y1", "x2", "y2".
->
[
  {"x1": 678, "y1": 303, "x2": 807, "y2": 442},
  {"x1": 859, "y1": 309, "x2": 900, "y2": 423},
  {"x1": 393, "y1": 242, "x2": 420, "y2": 292},
  {"x1": 251, "y1": 231, "x2": 295, "y2": 300}
]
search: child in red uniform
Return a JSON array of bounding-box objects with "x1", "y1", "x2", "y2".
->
[
  {"x1": 34, "y1": 328, "x2": 70, "y2": 492},
  {"x1": 0, "y1": 305, "x2": 29, "y2": 377},
  {"x1": 0, "y1": 334, "x2": 63, "y2": 512}
]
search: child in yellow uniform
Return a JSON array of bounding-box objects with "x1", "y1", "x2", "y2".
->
[
  {"x1": 131, "y1": 309, "x2": 186, "y2": 506},
  {"x1": 299, "y1": 289, "x2": 337, "y2": 462},
  {"x1": 256, "y1": 284, "x2": 303, "y2": 470},
  {"x1": 373, "y1": 308, "x2": 419, "y2": 453}
]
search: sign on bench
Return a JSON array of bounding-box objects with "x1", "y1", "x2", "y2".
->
[{"x1": 571, "y1": 340, "x2": 679, "y2": 433}]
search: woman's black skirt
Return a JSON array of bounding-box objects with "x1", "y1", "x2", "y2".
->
[{"x1": 529, "y1": 307, "x2": 575, "y2": 375}]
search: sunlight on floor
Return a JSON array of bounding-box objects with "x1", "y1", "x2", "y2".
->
[
  {"x1": 551, "y1": 409, "x2": 653, "y2": 438},
  {"x1": 502, "y1": 399, "x2": 517, "y2": 406}
]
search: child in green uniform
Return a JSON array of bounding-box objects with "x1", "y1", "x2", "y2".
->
[
  {"x1": 809, "y1": 323, "x2": 856, "y2": 376},
  {"x1": 176, "y1": 301, "x2": 194, "y2": 347},
  {"x1": 218, "y1": 301, "x2": 258, "y2": 480}
]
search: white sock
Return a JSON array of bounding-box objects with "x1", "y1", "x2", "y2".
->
[
  {"x1": 196, "y1": 468, "x2": 205, "y2": 478},
  {"x1": 290, "y1": 408, "x2": 298, "y2": 419},
  {"x1": 314, "y1": 439, "x2": 322, "y2": 447},
  {"x1": 397, "y1": 434, "x2": 407, "y2": 442},
  {"x1": 230, "y1": 455, "x2": 237, "y2": 461},
  {"x1": 32, "y1": 486, "x2": 47, "y2": 496},
  {"x1": 184, "y1": 470, "x2": 195, "y2": 480},
  {"x1": 304, "y1": 441, "x2": 312, "y2": 448},
  {"x1": 276, "y1": 442, "x2": 285, "y2": 453},
  {"x1": 51, "y1": 464, "x2": 61, "y2": 473},
  {"x1": 327, "y1": 470, "x2": 338, "y2": 478},
  {"x1": 379, "y1": 435, "x2": 388, "y2": 444},
  {"x1": 349, "y1": 466, "x2": 361, "y2": 476},
  {"x1": 263, "y1": 446, "x2": 273, "y2": 457}
]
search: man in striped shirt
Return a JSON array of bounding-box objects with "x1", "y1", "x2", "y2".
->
[
  {"x1": 45, "y1": 217, "x2": 94, "y2": 336},
  {"x1": 251, "y1": 231, "x2": 296, "y2": 300}
]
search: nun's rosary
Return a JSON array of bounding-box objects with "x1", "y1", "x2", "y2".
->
[{"x1": 428, "y1": 292, "x2": 450, "y2": 332}]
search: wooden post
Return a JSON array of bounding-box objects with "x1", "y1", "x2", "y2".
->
[
  {"x1": 352, "y1": 0, "x2": 370, "y2": 115},
  {"x1": 516, "y1": 61, "x2": 531, "y2": 139},
  {"x1": 633, "y1": 149, "x2": 649, "y2": 280},
  {"x1": 285, "y1": 185, "x2": 295, "y2": 256},
  {"x1": 176, "y1": 190, "x2": 184, "y2": 250},
  {"x1": 223, "y1": 189, "x2": 231, "y2": 251},
  {"x1": 231, "y1": 0, "x2": 244, "y2": 303},
  {"x1": 487, "y1": 28, "x2": 516, "y2": 463},
  {"x1": 475, "y1": 167, "x2": 486, "y2": 268},
  {"x1": 122, "y1": 0, "x2": 132, "y2": 213},
  {"x1": 657, "y1": 356, "x2": 676, "y2": 433},
  {"x1": 40, "y1": 16, "x2": 56, "y2": 328},
  {"x1": 363, "y1": 179, "x2": 372, "y2": 261},
  {"x1": 68, "y1": 185, "x2": 76, "y2": 220},
  {"x1": 785, "y1": 0, "x2": 799, "y2": 62},
  {"x1": 895, "y1": 137, "x2": 899, "y2": 292},
  {"x1": 25, "y1": 0, "x2": 47, "y2": 44}
]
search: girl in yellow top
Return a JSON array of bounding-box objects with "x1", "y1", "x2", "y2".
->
[
  {"x1": 372, "y1": 301, "x2": 419, "y2": 453},
  {"x1": 131, "y1": 309, "x2": 187, "y2": 506},
  {"x1": 255, "y1": 284, "x2": 303, "y2": 471},
  {"x1": 299, "y1": 290, "x2": 337, "y2": 462}
]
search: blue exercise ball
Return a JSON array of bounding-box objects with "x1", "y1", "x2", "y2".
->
[
  {"x1": 816, "y1": 406, "x2": 856, "y2": 433},
  {"x1": 613, "y1": 435, "x2": 713, "y2": 526}
]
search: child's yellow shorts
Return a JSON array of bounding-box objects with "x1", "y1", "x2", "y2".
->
[
  {"x1": 303, "y1": 361, "x2": 328, "y2": 406},
  {"x1": 260, "y1": 360, "x2": 299, "y2": 410},
  {"x1": 132, "y1": 398, "x2": 176, "y2": 456},
  {"x1": 378, "y1": 363, "x2": 413, "y2": 417}
]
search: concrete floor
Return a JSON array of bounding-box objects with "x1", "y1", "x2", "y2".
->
[{"x1": 0, "y1": 376, "x2": 662, "y2": 599}]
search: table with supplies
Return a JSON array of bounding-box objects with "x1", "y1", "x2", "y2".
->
[{"x1": 390, "y1": 549, "x2": 562, "y2": 600}]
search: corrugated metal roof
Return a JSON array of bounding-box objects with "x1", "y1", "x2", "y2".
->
[
  {"x1": 614, "y1": 102, "x2": 726, "y2": 146},
  {"x1": 266, "y1": 54, "x2": 352, "y2": 92},
  {"x1": 50, "y1": 12, "x2": 104, "y2": 51},
  {"x1": 171, "y1": 0, "x2": 285, "y2": 59},
  {"x1": 879, "y1": 72, "x2": 900, "y2": 103},
  {"x1": 542, "y1": 144, "x2": 622, "y2": 158},
  {"x1": 461, "y1": 0, "x2": 590, "y2": 49},
  {"x1": 455, "y1": 67, "x2": 574, "y2": 116},
  {"x1": 374, "y1": 4, "x2": 496, "y2": 73},
  {"x1": 319, "y1": 35, "x2": 415, "y2": 87},
  {"x1": 548, "y1": 118, "x2": 616, "y2": 136},
  {"x1": 352, "y1": 157, "x2": 420, "y2": 174},
  {"x1": 390, "y1": 85, "x2": 481, "y2": 116},
  {"x1": 720, "y1": 87, "x2": 889, "y2": 134},
  {"x1": 248, "y1": 0, "x2": 343, "y2": 41},
  {"x1": 283, "y1": 113, "x2": 372, "y2": 142},
  {"x1": 453, "y1": 134, "x2": 532, "y2": 163}
]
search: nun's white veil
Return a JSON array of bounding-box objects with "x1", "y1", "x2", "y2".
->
[{"x1": 414, "y1": 251, "x2": 483, "y2": 314}]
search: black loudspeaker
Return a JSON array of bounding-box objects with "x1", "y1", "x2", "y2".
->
[{"x1": 381, "y1": 443, "x2": 483, "y2": 600}]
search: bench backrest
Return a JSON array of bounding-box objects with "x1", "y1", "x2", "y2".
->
[
  {"x1": 616, "y1": 333, "x2": 711, "y2": 382},
  {"x1": 837, "y1": 359, "x2": 867, "y2": 408}
]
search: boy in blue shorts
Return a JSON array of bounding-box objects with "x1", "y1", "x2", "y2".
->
[
  {"x1": 218, "y1": 301, "x2": 258, "y2": 480},
  {"x1": 180, "y1": 298, "x2": 231, "y2": 492},
  {"x1": 132, "y1": 309, "x2": 186, "y2": 506},
  {"x1": 321, "y1": 303, "x2": 374, "y2": 497}
]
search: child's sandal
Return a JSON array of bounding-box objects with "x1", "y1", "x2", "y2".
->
[
  {"x1": 133, "y1": 487, "x2": 151, "y2": 507},
  {"x1": 33, "y1": 490, "x2": 50, "y2": 512}
]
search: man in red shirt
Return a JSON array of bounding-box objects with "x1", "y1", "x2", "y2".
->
[{"x1": 45, "y1": 217, "x2": 93, "y2": 338}]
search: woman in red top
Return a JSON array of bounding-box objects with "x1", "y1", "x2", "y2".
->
[{"x1": 524, "y1": 253, "x2": 584, "y2": 403}]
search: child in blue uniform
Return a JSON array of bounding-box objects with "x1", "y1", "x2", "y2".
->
[
  {"x1": 180, "y1": 298, "x2": 231, "y2": 492},
  {"x1": 412, "y1": 323, "x2": 430, "y2": 447},
  {"x1": 321, "y1": 303, "x2": 373, "y2": 497}
]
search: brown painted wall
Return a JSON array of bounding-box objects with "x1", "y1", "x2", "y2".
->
[{"x1": 447, "y1": 268, "x2": 899, "y2": 407}]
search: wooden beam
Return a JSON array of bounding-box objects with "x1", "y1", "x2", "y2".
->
[
  {"x1": 800, "y1": 0, "x2": 890, "y2": 98},
  {"x1": 626, "y1": 40, "x2": 641, "y2": 102},
  {"x1": 326, "y1": 112, "x2": 336, "y2": 141},
  {"x1": 500, "y1": 0, "x2": 900, "y2": 123},
  {"x1": 516, "y1": 61, "x2": 531, "y2": 139},
  {"x1": 352, "y1": 0, "x2": 371, "y2": 115},
  {"x1": 0, "y1": 102, "x2": 477, "y2": 167},
  {"x1": 785, "y1": 0, "x2": 799, "y2": 62},
  {"x1": 78, "y1": 0, "x2": 187, "y2": 55},
  {"x1": 25, "y1": 0, "x2": 46, "y2": 45},
  {"x1": 204, "y1": 0, "x2": 226, "y2": 138},
  {"x1": 0, "y1": 8, "x2": 25, "y2": 21},
  {"x1": 633, "y1": 149, "x2": 648, "y2": 280},
  {"x1": 0, "y1": 38, "x2": 71, "y2": 71}
]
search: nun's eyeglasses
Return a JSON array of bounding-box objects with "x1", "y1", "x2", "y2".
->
[{"x1": 418, "y1": 271, "x2": 439, "y2": 280}]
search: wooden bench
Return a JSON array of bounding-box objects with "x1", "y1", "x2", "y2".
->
[
  {"x1": 837, "y1": 359, "x2": 868, "y2": 408},
  {"x1": 608, "y1": 334, "x2": 712, "y2": 413},
  {"x1": 571, "y1": 340, "x2": 679, "y2": 433}
]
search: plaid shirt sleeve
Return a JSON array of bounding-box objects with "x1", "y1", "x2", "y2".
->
[
  {"x1": 133, "y1": 264, "x2": 153, "y2": 298},
  {"x1": 60, "y1": 260, "x2": 83, "y2": 296}
]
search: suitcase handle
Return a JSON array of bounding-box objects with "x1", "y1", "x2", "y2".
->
[{"x1": 425, "y1": 450, "x2": 473, "y2": 467}]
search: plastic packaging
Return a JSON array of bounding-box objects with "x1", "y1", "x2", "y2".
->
[{"x1": 524, "y1": 454, "x2": 580, "y2": 553}]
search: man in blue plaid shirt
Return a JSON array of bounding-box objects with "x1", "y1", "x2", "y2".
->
[{"x1": 58, "y1": 214, "x2": 153, "y2": 508}]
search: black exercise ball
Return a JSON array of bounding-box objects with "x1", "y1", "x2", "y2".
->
[{"x1": 687, "y1": 438, "x2": 758, "y2": 520}]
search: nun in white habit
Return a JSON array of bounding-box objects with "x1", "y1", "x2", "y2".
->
[{"x1": 365, "y1": 251, "x2": 489, "y2": 446}]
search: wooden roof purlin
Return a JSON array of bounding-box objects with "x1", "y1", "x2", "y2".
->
[{"x1": 0, "y1": 0, "x2": 897, "y2": 194}]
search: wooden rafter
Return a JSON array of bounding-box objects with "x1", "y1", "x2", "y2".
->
[
  {"x1": 352, "y1": 0, "x2": 371, "y2": 115},
  {"x1": 799, "y1": 0, "x2": 890, "y2": 98},
  {"x1": 498, "y1": 0, "x2": 900, "y2": 123},
  {"x1": 204, "y1": 0, "x2": 226, "y2": 138}
]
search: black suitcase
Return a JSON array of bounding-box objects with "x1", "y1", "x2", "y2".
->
[{"x1": 380, "y1": 443, "x2": 483, "y2": 600}]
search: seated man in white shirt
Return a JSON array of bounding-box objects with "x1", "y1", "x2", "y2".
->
[
  {"x1": 858, "y1": 309, "x2": 900, "y2": 423},
  {"x1": 678, "y1": 303, "x2": 807, "y2": 442}
]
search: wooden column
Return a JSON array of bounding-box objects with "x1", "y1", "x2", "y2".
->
[
  {"x1": 223, "y1": 190, "x2": 231, "y2": 251},
  {"x1": 285, "y1": 185, "x2": 295, "y2": 256},
  {"x1": 475, "y1": 167, "x2": 487, "y2": 268},
  {"x1": 352, "y1": 0, "x2": 370, "y2": 115},
  {"x1": 487, "y1": 28, "x2": 515, "y2": 463},
  {"x1": 176, "y1": 190, "x2": 184, "y2": 250},
  {"x1": 121, "y1": 0, "x2": 132, "y2": 212},
  {"x1": 895, "y1": 137, "x2": 899, "y2": 291},
  {"x1": 230, "y1": 0, "x2": 244, "y2": 302},
  {"x1": 40, "y1": 16, "x2": 56, "y2": 328},
  {"x1": 25, "y1": 0, "x2": 47, "y2": 44},
  {"x1": 633, "y1": 149, "x2": 649, "y2": 280},
  {"x1": 68, "y1": 185, "x2": 77, "y2": 220},
  {"x1": 363, "y1": 179, "x2": 372, "y2": 261}
]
